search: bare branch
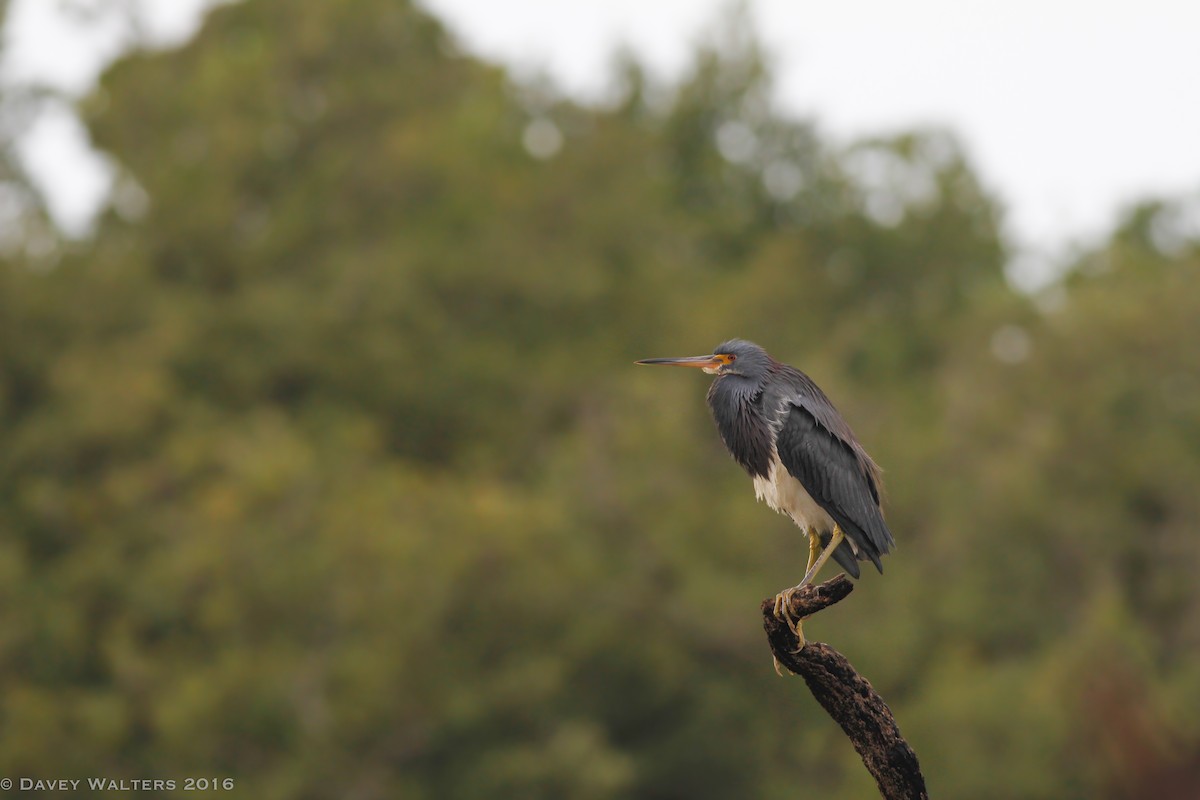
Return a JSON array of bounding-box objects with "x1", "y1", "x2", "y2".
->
[{"x1": 762, "y1": 576, "x2": 928, "y2": 800}]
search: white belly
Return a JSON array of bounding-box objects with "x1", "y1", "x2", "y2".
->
[{"x1": 752, "y1": 453, "x2": 836, "y2": 534}]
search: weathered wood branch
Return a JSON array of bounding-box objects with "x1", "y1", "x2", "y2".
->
[{"x1": 762, "y1": 576, "x2": 928, "y2": 800}]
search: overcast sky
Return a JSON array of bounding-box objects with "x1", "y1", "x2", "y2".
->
[{"x1": 5, "y1": 0, "x2": 1200, "y2": 283}]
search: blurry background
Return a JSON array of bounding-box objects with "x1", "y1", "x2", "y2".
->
[{"x1": 2, "y1": 1, "x2": 1199, "y2": 797}]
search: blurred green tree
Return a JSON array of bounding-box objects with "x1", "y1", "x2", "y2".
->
[{"x1": 3, "y1": 0, "x2": 1200, "y2": 798}]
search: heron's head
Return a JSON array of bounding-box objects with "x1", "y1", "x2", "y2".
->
[{"x1": 636, "y1": 339, "x2": 772, "y2": 381}]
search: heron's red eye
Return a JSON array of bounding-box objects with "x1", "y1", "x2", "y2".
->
[{"x1": 717, "y1": 353, "x2": 736, "y2": 365}]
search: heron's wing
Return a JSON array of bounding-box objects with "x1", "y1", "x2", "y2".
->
[{"x1": 775, "y1": 401, "x2": 895, "y2": 573}]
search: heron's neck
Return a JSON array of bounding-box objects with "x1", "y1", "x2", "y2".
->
[{"x1": 707, "y1": 376, "x2": 772, "y2": 478}]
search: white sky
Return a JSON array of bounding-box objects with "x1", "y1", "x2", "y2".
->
[
  {"x1": 2, "y1": 0, "x2": 217, "y2": 234},
  {"x1": 5, "y1": 0, "x2": 1200, "y2": 282}
]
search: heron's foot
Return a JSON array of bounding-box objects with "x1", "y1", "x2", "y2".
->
[
  {"x1": 772, "y1": 586, "x2": 807, "y2": 648},
  {"x1": 771, "y1": 588, "x2": 807, "y2": 674},
  {"x1": 772, "y1": 654, "x2": 797, "y2": 677}
]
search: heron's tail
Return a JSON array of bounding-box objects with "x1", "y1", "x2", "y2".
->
[{"x1": 830, "y1": 537, "x2": 862, "y2": 579}]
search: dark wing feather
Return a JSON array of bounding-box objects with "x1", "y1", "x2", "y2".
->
[{"x1": 775, "y1": 401, "x2": 895, "y2": 573}]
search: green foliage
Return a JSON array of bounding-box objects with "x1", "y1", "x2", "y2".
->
[{"x1": 3, "y1": 0, "x2": 1200, "y2": 796}]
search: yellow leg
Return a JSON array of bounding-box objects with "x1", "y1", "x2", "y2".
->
[
  {"x1": 772, "y1": 525, "x2": 846, "y2": 651},
  {"x1": 799, "y1": 524, "x2": 844, "y2": 588},
  {"x1": 806, "y1": 528, "x2": 821, "y2": 575}
]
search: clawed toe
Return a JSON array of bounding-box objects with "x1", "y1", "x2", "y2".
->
[{"x1": 772, "y1": 587, "x2": 806, "y2": 645}]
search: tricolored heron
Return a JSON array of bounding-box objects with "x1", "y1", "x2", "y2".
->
[{"x1": 637, "y1": 339, "x2": 895, "y2": 641}]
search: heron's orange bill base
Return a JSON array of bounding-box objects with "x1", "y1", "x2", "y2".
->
[{"x1": 635, "y1": 355, "x2": 722, "y2": 368}]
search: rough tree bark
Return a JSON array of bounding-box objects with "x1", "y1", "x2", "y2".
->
[{"x1": 763, "y1": 576, "x2": 929, "y2": 800}]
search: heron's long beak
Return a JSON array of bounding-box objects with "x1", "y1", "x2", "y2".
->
[{"x1": 635, "y1": 354, "x2": 722, "y2": 369}]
